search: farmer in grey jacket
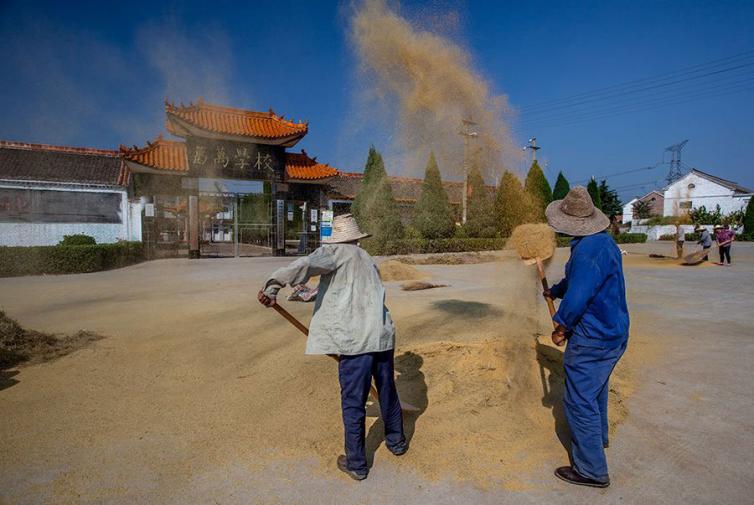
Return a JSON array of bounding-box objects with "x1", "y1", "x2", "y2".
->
[{"x1": 258, "y1": 214, "x2": 406, "y2": 480}]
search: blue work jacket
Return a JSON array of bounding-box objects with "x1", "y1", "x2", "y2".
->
[{"x1": 550, "y1": 232, "x2": 629, "y2": 349}]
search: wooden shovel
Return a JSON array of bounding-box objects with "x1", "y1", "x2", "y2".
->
[{"x1": 271, "y1": 303, "x2": 419, "y2": 412}]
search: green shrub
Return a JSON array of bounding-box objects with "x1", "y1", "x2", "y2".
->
[
  {"x1": 645, "y1": 216, "x2": 677, "y2": 226},
  {"x1": 59, "y1": 234, "x2": 96, "y2": 246},
  {"x1": 0, "y1": 242, "x2": 144, "y2": 277},
  {"x1": 613, "y1": 233, "x2": 647, "y2": 244},
  {"x1": 381, "y1": 237, "x2": 506, "y2": 256},
  {"x1": 659, "y1": 232, "x2": 701, "y2": 241}
]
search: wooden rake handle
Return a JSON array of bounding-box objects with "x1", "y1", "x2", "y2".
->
[
  {"x1": 270, "y1": 303, "x2": 382, "y2": 402},
  {"x1": 534, "y1": 258, "x2": 558, "y2": 330}
]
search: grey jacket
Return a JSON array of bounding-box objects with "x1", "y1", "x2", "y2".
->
[{"x1": 263, "y1": 244, "x2": 395, "y2": 355}]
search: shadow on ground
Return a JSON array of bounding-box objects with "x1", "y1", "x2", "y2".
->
[
  {"x1": 431, "y1": 299, "x2": 503, "y2": 318},
  {"x1": 535, "y1": 338, "x2": 570, "y2": 453},
  {"x1": 365, "y1": 351, "x2": 428, "y2": 467}
]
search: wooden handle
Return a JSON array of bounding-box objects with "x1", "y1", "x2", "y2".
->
[
  {"x1": 535, "y1": 258, "x2": 558, "y2": 330},
  {"x1": 271, "y1": 302, "x2": 381, "y2": 403}
]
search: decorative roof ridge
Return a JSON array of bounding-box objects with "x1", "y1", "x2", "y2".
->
[
  {"x1": 119, "y1": 135, "x2": 185, "y2": 156},
  {"x1": 164, "y1": 98, "x2": 308, "y2": 128},
  {"x1": 0, "y1": 140, "x2": 118, "y2": 157}
]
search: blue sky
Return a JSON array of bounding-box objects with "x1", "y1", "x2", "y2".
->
[{"x1": 1, "y1": 0, "x2": 753, "y2": 202}]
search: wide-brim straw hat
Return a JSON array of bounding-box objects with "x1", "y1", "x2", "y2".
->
[
  {"x1": 322, "y1": 213, "x2": 371, "y2": 244},
  {"x1": 695, "y1": 225, "x2": 705, "y2": 231},
  {"x1": 545, "y1": 186, "x2": 610, "y2": 237}
]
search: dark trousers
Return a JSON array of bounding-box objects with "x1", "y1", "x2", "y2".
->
[
  {"x1": 702, "y1": 245, "x2": 710, "y2": 261},
  {"x1": 563, "y1": 341, "x2": 627, "y2": 482},
  {"x1": 338, "y1": 349, "x2": 406, "y2": 474},
  {"x1": 719, "y1": 245, "x2": 732, "y2": 264}
]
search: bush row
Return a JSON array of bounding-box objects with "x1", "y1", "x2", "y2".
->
[
  {"x1": 659, "y1": 232, "x2": 701, "y2": 242},
  {"x1": 380, "y1": 237, "x2": 506, "y2": 256},
  {"x1": 0, "y1": 242, "x2": 144, "y2": 277},
  {"x1": 556, "y1": 233, "x2": 648, "y2": 248}
]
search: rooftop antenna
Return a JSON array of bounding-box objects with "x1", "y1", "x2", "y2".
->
[{"x1": 665, "y1": 139, "x2": 688, "y2": 184}]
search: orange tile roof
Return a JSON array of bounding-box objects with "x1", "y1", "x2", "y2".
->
[
  {"x1": 165, "y1": 98, "x2": 308, "y2": 141},
  {"x1": 285, "y1": 150, "x2": 339, "y2": 181},
  {"x1": 119, "y1": 135, "x2": 188, "y2": 172}
]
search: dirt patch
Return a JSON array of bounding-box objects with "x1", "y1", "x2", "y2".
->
[
  {"x1": 252, "y1": 334, "x2": 637, "y2": 490},
  {"x1": 401, "y1": 281, "x2": 448, "y2": 291},
  {"x1": 0, "y1": 310, "x2": 103, "y2": 369},
  {"x1": 378, "y1": 260, "x2": 428, "y2": 281},
  {"x1": 396, "y1": 252, "x2": 500, "y2": 265}
]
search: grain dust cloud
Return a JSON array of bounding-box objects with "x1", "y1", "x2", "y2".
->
[{"x1": 350, "y1": 0, "x2": 519, "y2": 180}]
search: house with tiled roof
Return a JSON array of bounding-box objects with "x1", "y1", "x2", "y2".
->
[
  {"x1": 0, "y1": 141, "x2": 136, "y2": 246},
  {"x1": 662, "y1": 169, "x2": 752, "y2": 217}
]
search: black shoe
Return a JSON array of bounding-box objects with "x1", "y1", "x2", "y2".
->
[
  {"x1": 336, "y1": 455, "x2": 367, "y2": 481},
  {"x1": 603, "y1": 441, "x2": 609, "y2": 449},
  {"x1": 388, "y1": 444, "x2": 408, "y2": 456},
  {"x1": 554, "y1": 466, "x2": 610, "y2": 488}
]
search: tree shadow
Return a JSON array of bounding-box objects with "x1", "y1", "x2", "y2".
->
[
  {"x1": 431, "y1": 299, "x2": 504, "y2": 318},
  {"x1": 535, "y1": 337, "x2": 571, "y2": 453},
  {"x1": 364, "y1": 351, "x2": 428, "y2": 468}
]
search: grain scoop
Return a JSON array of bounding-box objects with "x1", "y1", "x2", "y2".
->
[{"x1": 509, "y1": 224, "x2": 558, "y2": 329}]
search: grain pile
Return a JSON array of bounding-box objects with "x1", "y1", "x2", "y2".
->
[
  {"x1": 508, "y1": 223, "x2": 556, "y2": 261},
  {"x1": 378, "y1": 260, "x2": 428, "y2": 281},
  {"x1": 397, "y1": 252, "x2": 500, "y2": 265},
  {"x1": 401, "y1": 281, "x2": 448, "y2": 291}
]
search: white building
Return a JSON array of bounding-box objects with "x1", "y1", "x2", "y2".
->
[
  {"x1": 663, "y1": 169, "x2": 752, "y2": 217},
  {"x1": 621, "y1": 198, "x2": 637, "y2": 224},
  {"x1": 0, "y1": 141, "x2": 139, "y2": 246}
]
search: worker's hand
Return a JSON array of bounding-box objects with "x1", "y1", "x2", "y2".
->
[
  {"x1": 542, "y1": 288, "x2": 552, "y2": 299},
  {"x1": 257, "y1": 290, "x2": 276, "y2": 307},
  {"x1": 551, "y1": 324, "x2": 568, "y2": 347}
]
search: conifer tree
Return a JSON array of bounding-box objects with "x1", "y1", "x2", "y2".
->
[
  {"x1": 598, "y1": 179, "x2": 622, "y2": 217},
  {"x1": 352, "y1": 146, "x2": 387, "y2": 224},
  {"x1": 363, "y1": 175, "x2": 404, "y2": 253},
  {"x1": 552, "y1": 171, "x2": 570, "y2": 200},
  {"x1": 524, "y1": 160, "x2": 552, "y2": 220},
  {"x1": 464, "y1": 163, "x2": 497, "y2": 237},
  {"x1": 495, "y1": 171, "x2": 533, "y2": 236},
  {"x1": 412, "y1": 152, "x2": 455, "y2": 239},
  {"x1": 587, "y1": 177, "x2": 602, "y2": 210}
]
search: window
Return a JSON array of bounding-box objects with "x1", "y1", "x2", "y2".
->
[{"x1": 679, "y1": 201, "x2": 692, "y2": 209}]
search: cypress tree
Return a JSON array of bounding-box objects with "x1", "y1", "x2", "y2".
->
[
  {"x1": 524, "y1": 160, "x2": 552, "y2": 220},
  {"x1": 598, "y1": 179, "x2": 622, "y2": 217},
  {"x1": 495, "y1": 171, "x2": 532, "y2": 236},
  {"x1": 587, "y1": 177, "x2": 602, "y2": 210},
  {"x1": 413, "y1": 152, "x2": 455, "y2": 239},
  {"x1": 464, "y1": 163, "x2": 497, "y2": 237},
  {"x1": 552, "y1": 171, "x2": 570, "y2": 200},
  {"x1": 362, "y1": 175, "x2": 404, "y2": 253},
  {"x1": 352, "y1": 146, "x2": 387, "y2": 224},
  {"x1": 743, "y1": 196, "x2": 754, "y2": 238}
]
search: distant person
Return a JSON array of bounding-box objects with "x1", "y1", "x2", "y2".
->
[
  {"x1": 257, "y1": 214, "x2": 406, "y2": 481},
  {"x1": 543, "y1": 186, "x2": 629, "y2": 489},
  {"x1": 696, "y1": 225, "x2": 712, "y2": 261},
  {"x1": 675, "y1": 225, "x2": 686, "y2": 259},
  {"x1": 715, "y1": 224, "x2": 735, "y2": 265}
]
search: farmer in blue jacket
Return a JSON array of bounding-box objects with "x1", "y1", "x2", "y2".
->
[{"x1": 544, "y1": 186, "x2": 630, "y2": 488}]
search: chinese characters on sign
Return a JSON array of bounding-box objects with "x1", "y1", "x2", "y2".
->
[{"x1": 188, "y1": 140, "x2": 281, "y2": 180}]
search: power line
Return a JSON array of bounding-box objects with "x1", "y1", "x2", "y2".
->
[
  {"x1": 573, "y1": 164, "x2": 662, "y2": 185},
  {"x1": 519, "y1": 49, "x2": 754, "y2": 113}
]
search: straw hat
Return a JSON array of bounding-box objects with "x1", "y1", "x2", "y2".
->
[
  {"x1": 322, "y1": 213, "x2": 371, "y2": 244},
  {"x1": 545, "y1": 186, "x2": 610, "y2": 237},
  {"x1": 694, "y1": 224, "x2": 705, "y2": 231}
]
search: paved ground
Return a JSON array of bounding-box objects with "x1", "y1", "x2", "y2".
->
[{"x1": 1, "y1": 242, "x2": 753, "y2": 504}]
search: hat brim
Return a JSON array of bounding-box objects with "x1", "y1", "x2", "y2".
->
[
  {"x1": 545, "y1": 199, "x2": 610, "y2": 237},
  {"x1": 322, "y1": 232, "x2": 371, "y2": 244}
]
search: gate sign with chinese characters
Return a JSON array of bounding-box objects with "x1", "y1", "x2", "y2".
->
[{"x1": 186, "y1": 138, "x2": 284, "y2": 181}]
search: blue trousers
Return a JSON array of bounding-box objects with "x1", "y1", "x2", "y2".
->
[
  {"x1": 563, "y1": 341, "x2": 627, "y2": 482},
  {"x1": 338, "y1": 349, "x2": 406, "y2": 475}
]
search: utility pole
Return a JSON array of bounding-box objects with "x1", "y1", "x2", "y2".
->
[
  {"x1": 664, "y1": 139, "x2": 689, "y2": 184},
  {"x1": 460, "y1": 118, "x2": 478, "y2": 224},
  {"x1": 523, "y1": 137, "x2": 541, "y2": 162}
]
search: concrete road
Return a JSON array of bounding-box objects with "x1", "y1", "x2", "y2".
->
[{"x1": 1, "y1": 242, "x2": 752, "y2": 504}]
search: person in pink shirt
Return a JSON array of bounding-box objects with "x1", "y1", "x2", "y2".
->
[{"x1": 715, "y1": 225, "x2": 735, "y2": 265}]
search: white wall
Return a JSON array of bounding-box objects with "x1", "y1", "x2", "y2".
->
[
  {"x1": 622, "y1": 199, "x2": 637, "y2": 224},
  {"x1": 0, "y1": 184, "x2": 131, "y2": 246},
  {"x1": 663, "y1": 172, "x2": 750, "y2": 216}
]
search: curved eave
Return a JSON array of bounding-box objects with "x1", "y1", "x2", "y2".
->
[
  {"x1": 166, "y1": 113, "x2": 307, "y2": 147},
  {"x1": 123, "y1": 159, "x2": 186, "y2": 176}
]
